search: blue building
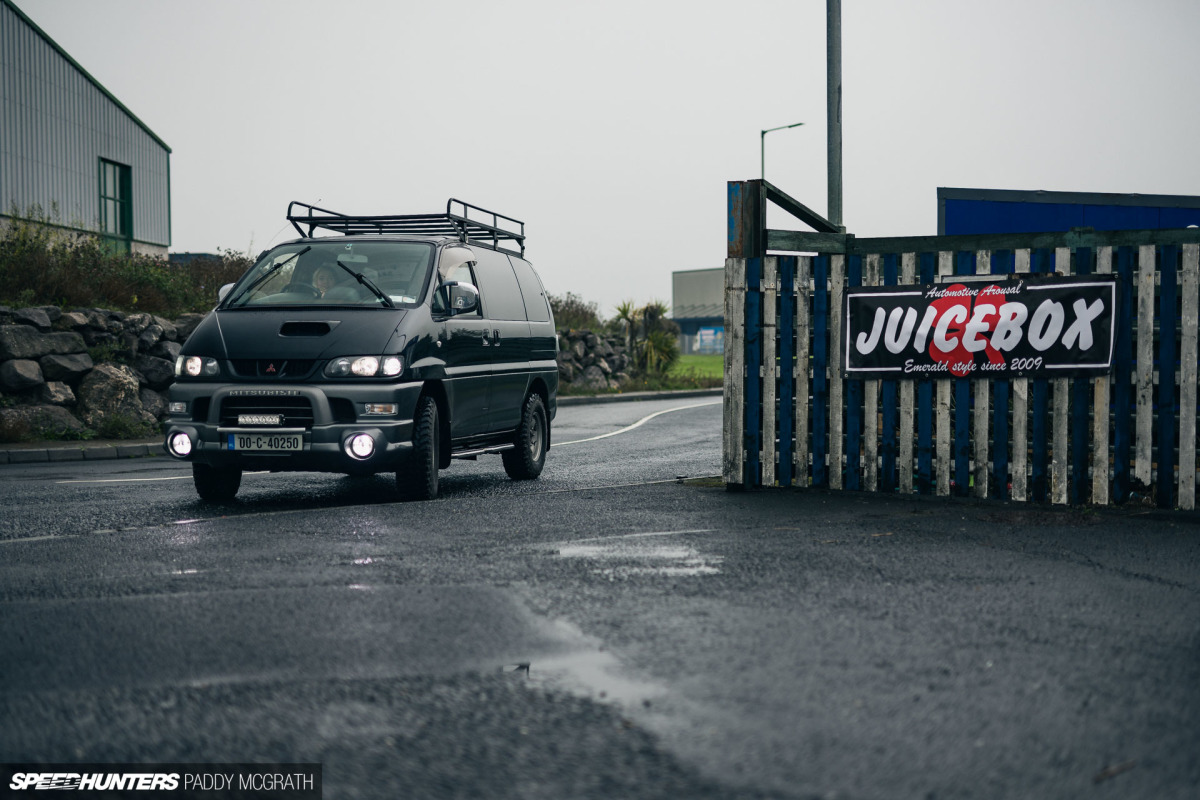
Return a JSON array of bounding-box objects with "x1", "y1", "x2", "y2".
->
[{"x1": 938, "y1": 187, "x2": 1200, "y2": 235}]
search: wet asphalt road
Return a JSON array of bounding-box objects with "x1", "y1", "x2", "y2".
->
[{"x1": 2, "y1": 397, "x2": 1199, "y2": 800}]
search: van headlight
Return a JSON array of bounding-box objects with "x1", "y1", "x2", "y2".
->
[
  {"x1": 324, "y1": 355, "x2": 403, "y2": 378},
  {"x1": 175, "y1": 356, "x2": 220, "y2": 377}
]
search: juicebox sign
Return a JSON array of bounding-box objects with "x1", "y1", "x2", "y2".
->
[{"x1": 842, "y1": 275, "x2": 1117, "y2": 379}]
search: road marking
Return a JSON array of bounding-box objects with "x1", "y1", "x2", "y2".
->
[
  {"x1": 571, "y1": 529, "x2": 715, "y2": 543},
  {"x1": 0, "y1": 533, "x2": 79, "y2": 545},
  {"x1": 56, "y1": 471, "x2": 270, "y2": 485},
  {"x1": 553, "y1": 400, "x2": 721, "y2": 447}
]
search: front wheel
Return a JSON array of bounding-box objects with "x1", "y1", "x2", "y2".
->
[
  {"x1": 193, "y1": 463, "x2": 242, "y2": 502},
  {"x1": 397, "y1": 395, "x2": 439, "y2": 501},
  {"x1": 503, "y1": 393, "x2": 547, "y2": 480}
]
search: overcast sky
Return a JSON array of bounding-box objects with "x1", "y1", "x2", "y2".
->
[{"x1": 17, "y1": 0, "x2": 1200, "y2": 317}]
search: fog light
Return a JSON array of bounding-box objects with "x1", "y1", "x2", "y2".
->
[
  {"x1": 345, "y1": 433, "x2": 375, "y2": 460},
  {"x1": 168, "y1": 432, "x2": 193, "y2": 458},
  {"x1": 168, "y1": 401, "x2": 187, "y2": 414}
]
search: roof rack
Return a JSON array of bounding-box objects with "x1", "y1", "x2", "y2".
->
[{"x1": 286, "y1": 199, "x2": 526, "y2": 256}]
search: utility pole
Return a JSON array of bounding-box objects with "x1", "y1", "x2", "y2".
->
[{"x1": 827, "y1": 0, "x2": 843, "y2": 231}]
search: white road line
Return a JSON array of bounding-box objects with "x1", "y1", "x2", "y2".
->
[
  {"x1": 553, "y1": 400, "x2": 721, "y2": 447},
  {"x1": 57, "y1": 471, "x2": 270, "y2": 485}
]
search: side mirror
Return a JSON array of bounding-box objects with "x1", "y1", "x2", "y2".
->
[
  {"x1": 218, "y1": 283, "x2": 235, "y2": 302},
  {"x1": 437, "y1": 281, "x2": 479, "y2": 315}
]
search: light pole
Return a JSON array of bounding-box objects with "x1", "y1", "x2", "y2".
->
[{"x1": 761, "y1": 121, "x2": 804, "y2": 181}]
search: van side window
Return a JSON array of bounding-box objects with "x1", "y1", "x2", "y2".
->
[
  {"x1": 471, "y1": 248, "x2": 527, "y2": 321},
  {"x1": 509, "y1": 257, "x2": 551, "y2": 323}
]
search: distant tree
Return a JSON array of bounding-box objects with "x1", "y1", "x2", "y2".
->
[{"x1": 548, "y1": 291, "x2": 603, "y2": 330}]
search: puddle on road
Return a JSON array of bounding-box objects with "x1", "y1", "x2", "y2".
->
[{"x1": 552, "y1": 530, "x2": 723, "y2": 578}]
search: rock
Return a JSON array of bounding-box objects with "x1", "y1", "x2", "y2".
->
[
  {"x1": 571, "y1": 340, "x2": 586, "y2": 360},
  {"x1": 40, "y1": 381, "x2": 75, "y2": 406},
  {"x1": 150, "y1": 340, "x2": 182, "y2": 361},
  {"x1": 139, "y1": 388, "x2": 167, "y2": 420},
  {"x1": 38, "y1": 306, "x2": 63, "y2": 323},
  {"x1": 83, "y1": 310, "x2": 110, "y2": 329},
  {"x1": 0, "y1": 326, "x2": 87, "y2": 360},
  {"x1": 40, "y1": 352, "x2": 94, "y2": 384},
  {"x1": 0, "y1": 404, "x2": 87, "y2": 440},
  {"x1": 123, "y1": 313, "x2": 153, "y2": 335},
  {"x1": 172, "y1": 313, "x2": 206, "y2": 342},
  {"x1": 14, "y1": 308, "x2": 52, "y2": 330},
  {"x1": 613, "y1": 371, "x2": 632, "y2": 385},
  {"x1": 134, "y1": 355, "x2": 175, "y2": 390},
  {"x1": 52, "y1": 311, "x2": 90, "y2": 331},
  {"x1": 585, "y1": 333, "x2": 600, "y2": 349},
  {"x1": 78, "y1": 364, "x2": 155, "y2": 431},
  {"x1": 595, "y1": 358, "x2": 612, "y2": 376},
  {"x1": 151, "y1": 316, "x2": 178, "y2": 342},
  {"x1": 1, "y1": 359, "x2": 44, "y2": 391},
  {"x1": 138, "y1": 323, "x2": 164, "y2": 352},
  {"x1": 571, "y1": 365, "x2": 610, "y2": 392}
]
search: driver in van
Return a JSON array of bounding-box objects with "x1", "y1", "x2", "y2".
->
[{"x1": 312, "y1": 265, "x2": 338, "y2": 297}]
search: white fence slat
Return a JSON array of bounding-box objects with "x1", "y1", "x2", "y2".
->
[
  {"x1": 973, "y1": 250, "x2": 991, "y2": 498},
  {"x1": 723, "y1": 258, "x2": 746, "y2": 484},
  {"x1": 1011, "y1": 249, "x2": 1031, "y2": 502},
  {"x1": 936, "y1": 251, "x2": 953, "y2": 496},
  {"x1": 1179, "y1": 244, "x2": 1199, "y2": 510},
  {"x1": 1052, "y1": 378, "x2": 1069, "y2": 504},
  {"x1": 829, "y1": 255, "x2": 846, "y2": 490},
  {"x1": 761, "y1": 258, "x2": 778, "y2": 486},
  {"x1": 1136, "y1": 245, "x2": 1155, "y2": 488},
  {"x1": 898, "y1": 253, "x2": 916, "y2": 494},
  {"x1": 795, "y1": 257, "x2": 812, "y2": 487},
  {"x1": 864, "y1": 254, "x2": 881, "y2": 491},
  {"x1": 1051, "y1": 247, "x2": 1071, "y2": 504},
  {"x1": 1093, "y1": 247, "x2": 1112, "y2": 505}
]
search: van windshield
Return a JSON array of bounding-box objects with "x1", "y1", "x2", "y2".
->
[{"x1": 223, "y1": 241, "x2": 434, "y2": 308}]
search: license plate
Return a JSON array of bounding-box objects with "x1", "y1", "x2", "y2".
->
[{"x1": 227, "y1": 433, "x2": 302, "y2": 451}]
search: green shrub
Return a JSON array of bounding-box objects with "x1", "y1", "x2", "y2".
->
[
  {"x1": 0, "y1": 208, "x2": 251, "y2": 316},
  {"x1": 94, "y1": 412, "x2": 156, "y2": 440},
  {"x1": 548, "y1": 291, "x2": 603, "y2": 331}
]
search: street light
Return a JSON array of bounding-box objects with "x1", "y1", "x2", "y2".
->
[{"x1": 761, "y1": 121, "x2": 804, "y2": 181}]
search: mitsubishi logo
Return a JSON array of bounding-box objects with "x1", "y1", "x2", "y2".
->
[{"x1": 265, "y1": 363, "x2": 277, "y2": 374}]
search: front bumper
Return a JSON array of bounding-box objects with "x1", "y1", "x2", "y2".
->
[{"x1": 162, "y1": 381, "x2": 424, "y2": 473}]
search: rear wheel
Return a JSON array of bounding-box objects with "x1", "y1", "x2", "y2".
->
[
  {"x1": 193, "y1": 463, "x2": 242, "y2": 502},
  {"x1": 503, "y1": 393, "x2": 547, "y2": 480},
  {"x1": 397, "y1": 395, "x2": 439, "y2": 501}
]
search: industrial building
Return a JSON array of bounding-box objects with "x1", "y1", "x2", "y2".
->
[
  {"x1": 671, "y1": 267, "x2": 724, "y2": 355},
  {"x1": 0, "y1": 0, "x2": 171, "y2": 256}
]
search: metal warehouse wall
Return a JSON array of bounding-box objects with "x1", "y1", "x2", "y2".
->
[
  {"x1": 0, "y1": 0, "x2": 170, "y2": 248},
  {"x1": 938, "y1": 187, "x2": 1200, "y2": 236}
]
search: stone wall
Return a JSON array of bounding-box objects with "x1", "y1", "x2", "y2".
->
[
  {"x1": 0, "y1": 306, "x2": 205, "y2": 441},
  {"x1": 556, "y1": 329, "x2": 632, "y2": 392}
]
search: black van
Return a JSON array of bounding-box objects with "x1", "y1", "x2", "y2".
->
[{"x1": 162, "y1": 200, "x2": 557, "y2": 502}]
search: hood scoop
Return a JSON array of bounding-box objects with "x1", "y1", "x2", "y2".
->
[{"x1": 279, "y1": 320, "x2": 339, "y2": 337}]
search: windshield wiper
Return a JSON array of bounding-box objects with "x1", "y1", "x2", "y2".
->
[
  {"x1": 224, "y1": 246, "x2": 311, "y2": 307},
  {"x1": 335, "y1": 258, "x2": 395, "y2": 308}
]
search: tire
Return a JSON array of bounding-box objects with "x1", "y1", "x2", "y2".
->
[
  {"x1": 503, "y1": 393, "x2": 548, "y2": 480},
  {"x1": 193, "y1": 463, "x2": 242, "y2": 502},
  {"x1": 397, "y1": 394, "x2": 439, "y2": 501}
]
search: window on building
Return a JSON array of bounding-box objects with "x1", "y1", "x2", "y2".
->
[{"x1": 99, "y1": 159, "x2": 132, "y2": 251}]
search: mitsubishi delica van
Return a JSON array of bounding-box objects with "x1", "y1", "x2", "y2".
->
[{"x1": 162, "y1": 199, "x2": 557, "y2": 502}]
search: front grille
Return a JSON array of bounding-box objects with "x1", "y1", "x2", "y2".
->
[
  {"x1": 219, "y1": 396, "x2": 315, "y2": 429},
  {"x1": 230, "y1": 359, "x2": 317, "y2": 379}
]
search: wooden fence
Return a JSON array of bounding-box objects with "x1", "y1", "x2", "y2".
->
[{"x1": 723, "y1": 180, "x2": 1200, "y2": 509}]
